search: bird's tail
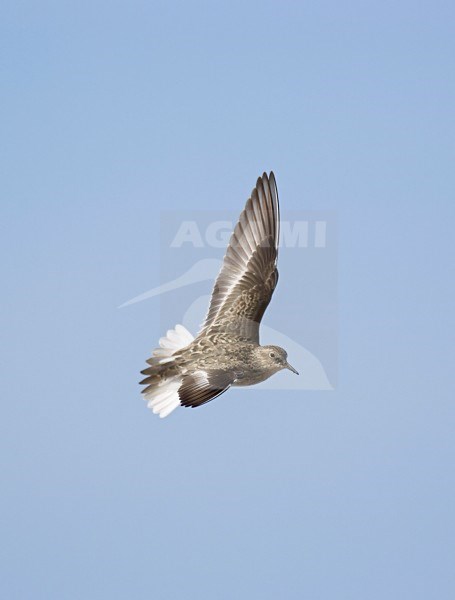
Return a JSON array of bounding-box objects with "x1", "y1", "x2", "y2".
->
[{"x1": 140, "y1": 324, "x2": 194, "y2": 418}]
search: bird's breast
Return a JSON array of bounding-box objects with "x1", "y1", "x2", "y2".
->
[{"x1": 233, "y1": 368, "x2": 276, "y2": 387}]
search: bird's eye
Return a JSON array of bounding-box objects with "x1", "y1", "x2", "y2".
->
[{"x1": 269, "y1": 352, "x2": 276, "y2": 358}]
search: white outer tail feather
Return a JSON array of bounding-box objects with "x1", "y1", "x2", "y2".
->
[
  {"x1": 146, "y1": 380, "x2": 181, "y2": 418},
  {"x1": 144, "y1": 324, "x2": 194, "y2": 418}
]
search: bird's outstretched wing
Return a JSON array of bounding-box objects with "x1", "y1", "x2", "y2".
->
[
  {"x1": 178, "y1": 370, "x2": 234, "y2": 409},
  {"x1": 198, "y1": 172, "x2": 280, "y2": 343}
]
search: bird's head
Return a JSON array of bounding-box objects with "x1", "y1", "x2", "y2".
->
[{"x1": 259, "y1": 345, "x2": 299, "y2": 375}]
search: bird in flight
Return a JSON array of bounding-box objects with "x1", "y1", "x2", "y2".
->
[{"x1": 140, "y1": 172, "x2": 298, "y2": 417}]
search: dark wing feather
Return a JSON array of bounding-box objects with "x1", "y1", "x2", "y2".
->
[
  {"x1": 198, "y1": 172, "x2": 280, "y2": 343},
  {"x1": 178, "y1": 370, "x2": 234, "y2": 408}
]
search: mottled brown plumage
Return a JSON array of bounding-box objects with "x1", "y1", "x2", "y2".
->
[{"x1": 140, "y1": 172, "x2": 298, "y2": 417}]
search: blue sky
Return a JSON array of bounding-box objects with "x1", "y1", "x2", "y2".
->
[{"x1": 1, "y1": 2, "x2": 454, "y2": 598}]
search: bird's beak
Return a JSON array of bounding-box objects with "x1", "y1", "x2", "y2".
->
[{"x1": 285, "y1": 362, "x2": 299, "y2": 375}]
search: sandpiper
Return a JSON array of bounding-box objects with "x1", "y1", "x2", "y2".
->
[{"x1": 140, "y1": 172, "x2": 298, "y2": 417}]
